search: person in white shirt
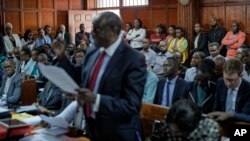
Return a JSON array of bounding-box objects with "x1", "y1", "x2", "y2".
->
[
  {"x1": 21, "y1": 29, "x2": 35, "y2": 51},
  {"x1": 3, "y1": 22, "x2": 22, "y2": 56},
  {"x1": 185, "y1": 51, "x2": 205, "y2": 82},
  {"x1": 141, "y1": 38, "x2": 156, "y2": 70},
  {"x1": 54, "y1": 24, "x2": 71, "y2": 45},
  {"x1": 126, "y1": 18, "x2": 146, "y2": 50}
]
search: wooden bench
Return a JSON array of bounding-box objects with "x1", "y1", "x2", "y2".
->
[
  {"x1": 20, "y1": 79, "x2": 37, "y2": 105},
  {"x1": 140, "y1": 103, "x2": 169, "y2": 137}
]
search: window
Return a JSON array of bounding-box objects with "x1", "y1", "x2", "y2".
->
[
  {"x1": 96, "y1": 0, "x2": 149, "y2": 8},
  {"x1": 96, "y1": 0, "x2": 119, "y2": 8},
  {"x1": 123, "y1": 0, "x2": 149, "y2": 6}
]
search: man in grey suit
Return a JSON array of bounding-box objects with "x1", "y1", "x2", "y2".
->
[{"x1": 0, "y1": 59, "x2": 22, "y2": 108}]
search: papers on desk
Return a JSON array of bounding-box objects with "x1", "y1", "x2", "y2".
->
[
  {"x1": 16, "y1": 105, "x2": 39, "y2": 113},
  {"x1": 20, "y1": 116, "x2": 42, "y2": 125},
  {"x1": 38, "y1": 63, "x2": 79, "y2": 95},
  {"x1": 33, "y1": 127, "x2": 68, "y2": 136},
  {"x1": 40, "y1": 115, "x2": 69, "y2": 129},
  {"x1": 20, "y1": 134, "x2": 69, "y2": 141},
  {"x1": 0, "y1": 107, "x2": 9, "y2": 113}
]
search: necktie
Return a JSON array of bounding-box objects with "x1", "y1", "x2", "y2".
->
[
  {"x1": 86, "y1": 51, "x2": 106, "y2": 117},
  {"x1": 166, "y1": 81, "x2": 171, "y2": 107},
  {"x1": 226, "y1": 89, "x2": 234, "y2": 112}
]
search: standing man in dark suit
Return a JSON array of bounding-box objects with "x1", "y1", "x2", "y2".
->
[
  {"x1": 154, "y1": 57, "x2": 189, "y2": 106},
  {"x1": 75, "y1": 23, "x2": 90, "y2": 46},
  {"x1": 76, "y1": 12, "x2": 146, "y2": 141},
  {"x1": 209, "y1": 59, "x2": 250, "y2": 121}
]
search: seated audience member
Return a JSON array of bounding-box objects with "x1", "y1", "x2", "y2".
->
[
  {"x1": 0, "y1": 59, "x2": 22, "y2": 108},
  {"x1": 173, "y1": 52, "x2": 187, "y2": 79},
  {"x1": 168, "y1": 27, "x2": 188, "y2": 64},
  {"x1": 153, "y1": 40, "x2": 173, "y2": 78},
  {"x1": 3, "y1": 22, "x2": 22, "y2": 56},
  {"x1": 209, "y1": 59, "x2": 250, "y2": 122},
  {"x1": 185, "y1": 59, "x2": 216, "y2": 113},
  {"x1": 142, "y1": 69, "x2": 158, "y2": 104},
  {"x1": 35, "y1": 28, "x2": 51, "y2": 47},
  {"x1": 42, "y1": 43, "x2": 54, "y2": 62},
  {"x1": 150, "y1": 24, "x2": 166, "y2": 46},
  {"x1": 75, "y1": 23, "x2": 90, "y2": 46},
  {"x1": 154, "y1": 57, "x2": 189, "y2": 107},
  {"x1": 38, "y1": 81, "x2": 62, "y2": 113},
  {"x1": 37, "y1": 53, "x2": 49, "y2": 87},
  {"x1": 206, "y1": 42, "x2": 224, "y2": 61},
  {"x1": 20, "y1": 47, "x2": 39, "y2": 79},
  {"x1": 54, "y1": 24, "x2": 71, "y2": 45},
  {"x1": 221, "y1": 22, "x2": 246, "y2": 59},
  {"x1": 74, "y1": 50, "x2": 84, "y2": 66},
  {"x1": 242, "y1": 48, "x2": 250, "y2": 82},
  {"x1": 21, "y1": 29, "x2": 35, "y2": 51},
  {"x1": 211, "y1": 56, "x2": 226, "y2": 83},
  {"x1": 146, "y1": 100, "x2": 220, "y2": 141},
  {"x1": 184, "y1": 51, "x2": 206, "y2": 82},
  {"x1": 165, "y1": 25, "x2": 176, "y2": 47},
  {"x1": 236, "y1": 46, "x2": 248, "y2": 64},
  {"x1": 126, "y1": 18, "x2": 146, "y2": 50},
  {"x1": 65, "y1": 43, "x2": 76, "y2": 62},
  {"x1": 13, "y1": 48, "x2": 22, "y2": 73},
  {"x1": 141, "y1": 38, "x2": 156, "y2": 70},
  {"x1": 77, "y1": 40, "x2": 89, "y2": 53},
  {"x1": 191, "y1": 23, "x2": 208, "y2": 56},
  {"x1": 43, "y1": 25, "x2": 53, "y2": 43}
]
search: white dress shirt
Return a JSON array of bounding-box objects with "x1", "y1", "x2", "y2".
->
[
  {"x1": 140, "y1": 48, "x2": 156, "y2": 70},
  {"x1": 226, "y1": 79, "x2": 241, "y2": 112},
  {"x1": 126, "y1": 28, "x2": 146, "y2": 48},
  {"x1": 184, "y1": 67, "x2": 197, "y2": 82}
]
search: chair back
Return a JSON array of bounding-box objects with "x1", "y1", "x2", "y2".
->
[{"x1": 20, "y1": 79, "x2": 37, "y2": 105}]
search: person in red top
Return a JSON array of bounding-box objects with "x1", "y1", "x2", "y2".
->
[
  {"x1": 150, "y1": 24, "x2": 166, "y2": 45},
  {"x1": 221, "y1": 22, "x2": 246, "y2": 59}
]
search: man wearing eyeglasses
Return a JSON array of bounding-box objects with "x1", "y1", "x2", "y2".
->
[
  {"x1": 209, "y1": 59, "x2": 250, "y2": 122},
  {"x1": 0, "y1": 59, "x2": 22, "y2": 108}
]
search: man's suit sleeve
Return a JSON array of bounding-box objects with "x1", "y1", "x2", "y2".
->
[
  {"x1": 7, "y1": 76, "x2": 22, "y2": 105},
  {"x1": 212, "y1": 80, "x2": 221, "y2": 111},
  {"x1": 98, "y1": 54, "x2": 146, "y2": 121}
]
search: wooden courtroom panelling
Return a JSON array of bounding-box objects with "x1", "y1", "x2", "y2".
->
[
  {"x1": 23, "y1": 12, "x2": 38, "y2": 31},
  {"x1": 225, "y1": 5, "x2": 245, "y2": 31},
  {"x1": 57, "y1": 11, "x2": 68, "y2": 28},
  {"x1": 167, "y1": 0, "x2": 177, "y2": 5},
  {"x1": 201, "y1": 0, "x2": 223, "y2": 4},
  {"x1": 70, "y1": 0, "x2": 84, "y2": 10},
  {"x1": 3, "y1": 0, "x2": 20, "y2": 9},
  {"x1": 151, "y1": 8, "x2": 166, "y2": 28},
  {"x1": 1, "y1": 0, "x2": 85, "y2": 36},
  {"x1": 246, "y1": 5, "x2": 250, "y2": 32},
  {"x1": 120, "y1": 8, "x2": 136, "y2": 26},
  {"x1": 41, "y1": 11, "x2": 55, "y2": 28},
  {"x1": 23, "y1": 0, "x2": 38, "y2": 9},
  {"x1": 41, "y1": 0, "x2": 54, "y2": 9},
  {"x1": 56, "y1": 0, "x2": 69, "y2": 10},
  {"x1": 167, "y1": 8, "x2": 177, "y2": 26},
  {"x1": 136, "y1": 8, "x2": 151, "y2": 29},
  {"x1": 4, "y1": 11, "x2": 21, "y2": 33},
  {"x1": 152, "y1": 0, "x2": 166, "y2": 7},
  {"x1": 200, "y1": 6, "x2": 224, "y2": 30}
]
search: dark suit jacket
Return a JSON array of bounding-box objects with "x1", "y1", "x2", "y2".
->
[
  {"x1": 81, "y1": 41, "x2": 146, "y2": 141},
  {"x1": 185, "y1": 81, "x2": 216, "y2": 113},
  {"x1": 0, "y1": 33, "x2": 5, "y2": 54},
  {"x1": 0, "y1": 73, "x2": 22, "y2": 108},
  {"x1": 38, "y1": 81, "x2": 62, "y2": 110},
  {"x1": 213, "y1": 78, "x2": 250, "y2": 114},
  {"x1": 191, "y1": 33, "x2": 208, "y2": 56},
  {"x1": 75, "y1": 32, "x2": 90, "y2": 46},
  {"x1": 154, "y1": 77, "x2": 189, "y2": 105},
  {"x1": 54, "y1": 32, "x2": 71, "y2": 45}
]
